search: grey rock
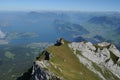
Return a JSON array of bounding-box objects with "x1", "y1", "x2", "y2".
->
[
  {"x1": 69, "y1": 42, "x2": 120, "y2": 79},
  {"x1": 31, "y1": 60, "x2": 62, "y2": 80}
]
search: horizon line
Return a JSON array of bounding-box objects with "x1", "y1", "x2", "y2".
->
[{"x1": 0, "y1": 10, "x2": 120, "y2": 13}]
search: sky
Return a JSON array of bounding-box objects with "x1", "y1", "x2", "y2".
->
[{"x1": 0, "y1": 0, "x2": 120, "y2": 12}]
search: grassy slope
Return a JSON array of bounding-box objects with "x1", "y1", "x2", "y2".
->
[{"x1": 47, "y1": 43, "x2": 102, "y2": 80}]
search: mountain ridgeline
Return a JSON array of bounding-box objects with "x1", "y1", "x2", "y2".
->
[
  {"x1": 54, "y1": 20, "x2": 89, "y2": 35},
  {"x1": 18, "y1": 39, "x2": 120, "y2": 80}
]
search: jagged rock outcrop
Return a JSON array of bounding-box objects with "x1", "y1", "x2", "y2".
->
[
  {"x1": 31, "y1": 60, "x2": 61, "y2": 80},
  {"x1": 30, "y1": 50, "x2": 62, "y2": 80},
  {"x1": 17, "y1": 49, "x2": 62, "y2": 80},
  {"x1": 69, "y1": 42, "x2": 120, "y2": 79}
]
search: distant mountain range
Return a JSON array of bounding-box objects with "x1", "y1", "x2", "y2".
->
[
  {"x1": 0, "y1": 11, "x2": 120, "y2": 45},
  {"x1": 54, "y1": 20, "x2": 89, "y2": 35},
  {"x1": 88, "y1": 16, "x2": 120, "y2": 27}
]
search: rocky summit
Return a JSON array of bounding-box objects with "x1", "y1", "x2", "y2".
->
[{"x1": 20, "y1": 39, "x2": 120, "y2": 80}]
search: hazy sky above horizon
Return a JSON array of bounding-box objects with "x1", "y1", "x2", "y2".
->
[{"x1": 0, "y1": 0, "x2": 120, "y2": 12}]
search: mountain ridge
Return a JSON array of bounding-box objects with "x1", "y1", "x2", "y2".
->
[{"x1": 18, "y1": 39, "x2": 120, "y2": 80}]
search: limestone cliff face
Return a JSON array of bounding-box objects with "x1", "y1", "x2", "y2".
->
[
  {"x1": 31, "y1": 60, "x2": 61, "y2": 80},
  {"x1": 69, "y1": 42, "x2": 120, "y2": 80}
]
